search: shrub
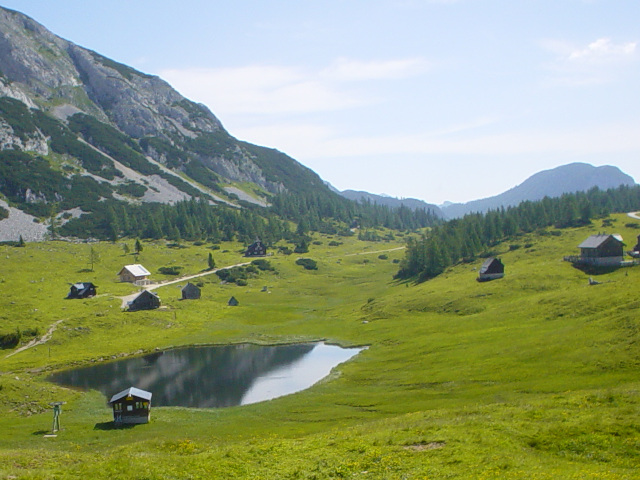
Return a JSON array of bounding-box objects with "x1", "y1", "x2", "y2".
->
[
  {"x1": 378, "y1": 254, "x2": 388, "y2": 260},
  {"x1": 251, "y1": 259, "x2": 274, "y2": 271},
  {"x1": 158, "y1": 266, "x2": 182, "y2": 275},
  {"x1": 296, "y1": 258, "x2": 318, "y2": 270},
  {"x1": 328, "y1": 241, "x2": 342, "y2": 247}
]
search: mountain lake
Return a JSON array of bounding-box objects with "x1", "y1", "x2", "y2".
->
[{"x1": 47, "y1": 342, "x2": 363, "y2": 408}]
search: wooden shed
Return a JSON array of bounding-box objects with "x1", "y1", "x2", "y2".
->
[
  {"x1": 477, "y1": 257, "x2": 504, "y2": 282},
  {"x1": 66, "y1": 282, "x2": 97, "y2": 299},
  {"x1": 632, "y1": 234, "x2": 640, "y2": 254},
  {"x1": 245, "y1": 238, "x2": 267, "y2": 257},
  {"x1": 127, "y1": 290, "x2": 161, "y2": 311},
  {"x1": 574, "y1": 234, "x2": 624, "y2": 266},
  {"x1": 181, "y1": 282, "x2": 201, "y2": 300},
  {"x1": 118, "y1": 264, "x2": 151, "y2": 284},
  {"x1": 109, "y1": 387, "x2": 152, "y2": 425},
  {"x1": 228, "y1": 296, "x2": 239, "y2": 306}
]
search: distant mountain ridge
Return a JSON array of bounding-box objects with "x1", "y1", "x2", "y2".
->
[
  {"x1": 440, "y1": 163, "x2": 636, "y2": 218},
  {"x1": 339, "y1": 190, "x2": 443, "y2": 216}
]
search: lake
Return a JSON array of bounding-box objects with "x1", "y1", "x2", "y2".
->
[{"x1": 47, "y1": 342, "x2": 362, "y2": 408}]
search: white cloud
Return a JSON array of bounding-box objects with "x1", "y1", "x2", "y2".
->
[
  {"x1": 161, "y1": 65, "x2": 361, "y2": 115},
  {"x1": 568, "y1": 38, "x2": 637, "y2": 62},
  {"x1": 235, "y1": 120, "x2": 640, "y2": 163},
  {"x1": 322, "y1": 57, "x2": 429, "y2": 82},
  {"x1": 540, "y1": 37, "x2": 638, "y2": 86},
  {"x1": 160, "y1": 56, "x2": 428, "y2": 116}
]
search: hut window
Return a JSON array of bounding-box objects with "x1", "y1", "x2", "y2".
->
[
  {"x1": 127, "y1": 405, "x2": 133, "y2": 411},
  {"x1": 114, "y1": 403, "x2": 122, "y2": 412}
]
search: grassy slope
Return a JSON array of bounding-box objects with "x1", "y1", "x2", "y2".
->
[{"x1": 0, "y1": 217, "x2": 639, "y2": 479}]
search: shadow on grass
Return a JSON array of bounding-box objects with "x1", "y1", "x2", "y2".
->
[
  {"x1": 76, "y1": 268, "x2": 93, "y2": 273},
  {"x1": 571, "y1": 264, "x2": 620, "y2": 276},
  {"x1": 32, "y1": 430, "x2": 51, "y2": 436},
  {"x1": 93, "y1": 421, "x2": 136, "y2": 431}
]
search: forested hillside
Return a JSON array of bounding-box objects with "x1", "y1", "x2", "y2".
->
[{"x1": 396, "y1": 185, "x2": 640, "y2": 281}]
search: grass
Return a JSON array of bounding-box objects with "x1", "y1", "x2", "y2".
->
[{"x1": 0, "y1": 217, "x2": 639, "y2": 479}]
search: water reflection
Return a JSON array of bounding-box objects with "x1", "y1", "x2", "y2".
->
[{"x1": 47, "y1": 343, "x2": 361, "y2": 408}]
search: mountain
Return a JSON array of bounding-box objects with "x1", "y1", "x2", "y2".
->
[
  {"x1": 339, "y1": 190, "x2": 443, "y2": 217},
  {"x1": 0, "y1": 6, "x2": 331, "y2": 219},
  {"x1": 441, "y1": 163, "x2": 636, "y2": 218}
]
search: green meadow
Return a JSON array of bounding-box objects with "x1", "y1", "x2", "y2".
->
[{"x1": 0, "y1": 215, "x2": 639, "y2": 479}]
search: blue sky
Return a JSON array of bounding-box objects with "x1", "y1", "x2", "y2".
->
[{"x1": 3, "y1": 1, "x2": 639, "y2": 204}]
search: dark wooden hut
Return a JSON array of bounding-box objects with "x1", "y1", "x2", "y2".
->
[
  {"x1": 244, "y1": 238, "x2": 267, "y2": 257},
  {"x1": 66, "y1": 282, "x2": 97, "y2": 299},
  {"x1": 633, "y1": 234, "x2": 640, "y2": 253},
  {"x1": 574, "y1": 234, "x2": 624, "y2": 266},
  {"x1": 228, "y1": 296, "x2": 239, "y2": 306},
  {"x1": 127, "y1": 290, "x2": 161, "y2": 311},
  {"x1": 181, "y1": 282, "x2": 201, "y2": 300},
  {"x1": 477, "y1": 257, "x2": 504, "y2": 282},
  {"x1": 109, "y1": 387, "x2": 152, "y2": 425}
]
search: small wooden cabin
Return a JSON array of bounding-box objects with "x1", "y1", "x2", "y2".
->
[
  {"x1": 66, "y1": 282, "x2": 97, "y2": 299},
  {"x1": 245, "y1": 238, "x2": 267, "y2": 257},
  {"x1": 181, "y1": 282, "x2": 201, "y2": 300},
  {"x1": 127, "y1": 290, "x2": 161, "y2": 311},
  {"x1": 109, "y1": 387, "x2": 152, "y2": 425},
  {"x1": 633, "y1": 234, "x2": 640, "y2": 253},
  {"x1": 575, "y1": 234, "x2": 624, "y2": 266},
  {"x1": 477, "y1": 257, "x2": 504, "y2": 282},
  {"x1": 228, "y1": 296, "x2": 239, "y2": 306},
  {"x1": 118, "y1": 264, "x2": 151, "y2": 284}
]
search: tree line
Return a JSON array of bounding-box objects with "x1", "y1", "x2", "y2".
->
[{"x1": 395, "y1": 185, "x2": 640, "y2": 282}]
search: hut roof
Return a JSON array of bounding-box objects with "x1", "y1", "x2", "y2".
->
[
  {"x1": 109, "y1": 387, "x2": 152, "y2": 403},
  {"x1": 479, "y1": 257, "x2": 503, "y2": 274},
  {"x1": 578, "y1": 234, "x2": 623, "y2": 249},
  {"x1": 182, "y1": 282, "x2": 200, "y2": 293},
  {"x1": 119, "y1": 264, "x2": 150, "y2": 276}
]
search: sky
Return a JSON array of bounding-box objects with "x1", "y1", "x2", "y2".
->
[{"x1": 2, "y1": 1, "x2": 639, "y2": 204}]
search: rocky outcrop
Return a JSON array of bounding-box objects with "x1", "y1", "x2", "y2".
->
[{"x1": 0, "y1": 5, "x2": 332, "y2": 216}]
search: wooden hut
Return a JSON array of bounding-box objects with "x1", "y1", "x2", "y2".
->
[
  {"x1": 118, "y1": 264, "x2": 151, "y2": 284},
  {"x1": 127, "y1": 290, "x2": 161, "y2": 311},
  {"x1": 572, "y1": 234, "x2": 624, "y2": 266},
  {"x1": 632, "y1": 235, "x2": 640, "y2": 253},
  {"x1": 66, "y1": 282, "x2": 97, "y2": 299},
  {"x1": 181, "y1": 282, "x2": 201, "y2": 300},
  {"x1": 244, "y1": 238, "x2": 267, "y2": 257},
  {"x1": 228, "y1": 296, "x2": 239, "y2": 306},
  {"x1": 477, "y1": 257, "x2": 504, "y2": 282},
  {"x1": 109, "y1": 387, "x2": 152, "y2": 425}
]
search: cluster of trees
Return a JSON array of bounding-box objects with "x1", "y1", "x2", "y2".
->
[
  {"x1": 395, "y1": 185, "x2": 640, "y2": 282},
  {"x1": 61, "y1": 198, "x2": 292, "y2": 245},
  {"x1": 270, "y1": 191, "x2": 440, "y2": 233}
]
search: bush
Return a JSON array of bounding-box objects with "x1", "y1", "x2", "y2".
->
[
  {"x1": 158, "y1": 266, "x2": 182, "y2": 275},
  {"x1": 328, "y1": 241, "x2": 342, "y2": 247},
  {"x1": 378, "y1": 254, "x2": 388, "y2": 260},
  {"x1": 251, "y1": 259, "x2": 274, "y2": 271},
  {"x1": 296, "y1": 258, "x2": 318, "y2": 270},
  {"x1": 0, "y1": 331, "x2": 20, "y2": 349}
]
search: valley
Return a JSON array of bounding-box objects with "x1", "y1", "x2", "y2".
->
[{"x1": 0, "y1": 215, "x2": 639, "y2": 479}]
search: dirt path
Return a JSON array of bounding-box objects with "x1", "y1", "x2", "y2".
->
[
  {"x1": 628, "y1": 212, "x2": 640, "y2": 220},
  {"x1": 4, "y1": 319, "x2": 65, "y2": 359},
  {"x1": 118, "y1": 261, "x2": 251, "y2": 308},
  {"x1": 342, "y1": 246, "x2": 405, "y2": 257}
]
